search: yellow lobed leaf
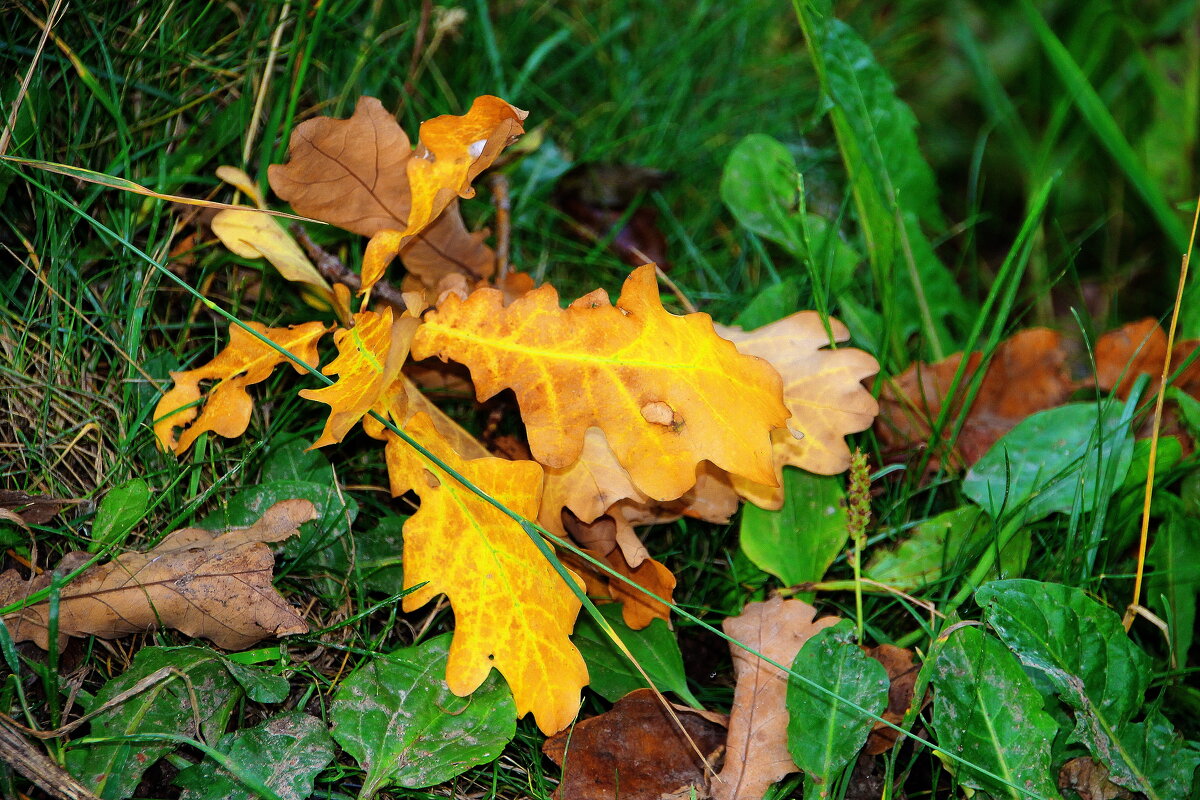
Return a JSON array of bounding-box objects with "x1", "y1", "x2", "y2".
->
[
  {"x1": 210, "y1": 208, "x2": 334, "y2": 305},
  {"x1": 411, "y1": 265, "x2": 789, "y2": 501},
  {"x1": 382, "y1": 412, "x2": 588, "y2": 734},
  {"x1": 715, "y1": 312, "x2": 880, "y2": 509},
  {"x1": 297, "y1": 309, "x2": 419, "y2": 448},
  {"x1": 0, "y1": 500, "x2": 315, "y2": 650},
  {"x1": 154, "y1": 321, "x2": 327, "y2": 454}
]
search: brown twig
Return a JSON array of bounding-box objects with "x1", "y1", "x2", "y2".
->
[
  {"x1": 398, "y1": 0, "x2": 433, "y2": 110},
  {"x1": 489, "y1": 173, "x2": 512, "y2": 279},
  {"x1": 290, "y1": 226, "x2": 408, "y2": 312}
]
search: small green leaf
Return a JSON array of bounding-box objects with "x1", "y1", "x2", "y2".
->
[
  {"x1": 721, "y1": 134, "x2": 806, "y2": 255},
  {"x1": 260, "y1": 435, "x2": 335, "y2": 484},
  {"x1": 786, "y1": 620, "x2": 888, "y2": 796},
  {"x1": 1117, "y1": 709, "x2": 1200, "y2": 800},
  {"x1": 735, "y1": 276, "x2": 802, "y2": 330},
  {"x1": 930, "y1": 625, "x2": 1060, "y2": 799},
  {"x1": 331, "y1": 634, "x2": 516, "y2": 797},
  {"x1": 67, "y1": 647, "x2": 244, "y2": 799},
  {"x1": 221, "y1": 659, "x2": 291, "y2": 704},
  {"x1": 89, "y1": 478, "x2": 149, "y2": 553},
  {"x1": 175, "y1": 712, "x2": 335, "y2": 800},
  {"x1": 740, "y1": 468, "x2": 848, "y2": 592},
  {"x1": 1145, "y1": 513, "x2": 1200, "y2": 667},
  {"x1": 963, "y1": 400, "x2": 1135, "y2": 522},
  {"x1": 572, "y1": 602, "x2": 699, "y2": 707}
]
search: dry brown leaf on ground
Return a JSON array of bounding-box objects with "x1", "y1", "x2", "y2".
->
[
  {"x1": 861, "y1": 644, "x2": 922, "y2": 755},
  {"x1": 875, "y1": 328, "x2": 1075, "y2": 469},
  {"x1": 543, "y1": 688, "x2": 727, "y2": 800},
  {"x1": 1058, "y1": 757, "x2": 1135, "y2": 800},
  {"x1": 1093, "y1": 318, "x2": 1200, "y2": 398},
  {"x1": 713, "y1": 597, "x2": 840, "y2": 800},
  {"x1": 0, "y1": 491, "x2": 78, "y2": 525},
  {"x1": 715, "y1": 313, "x2": 879, "y2": 509},
  {"x1": 0, "y1": 500, "x2": 314, "y2": 650}
]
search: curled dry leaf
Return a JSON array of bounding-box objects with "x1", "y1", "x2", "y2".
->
[
  {"x1": 542, "y1": 688, "x2": 727, "y2": 800},
  {"x1": 154, "y1": 321, "x2": 327, "y2": 454},
  {"x1": 713, "y1": 597, "x2": 839, "y2": 800},
  {"x1": 875, "y1": 327, "x2": 1075, "y2": 469},
  {"x1": 268, "y1": 95, "x2": 526, "y2": 294},
  {"x1": 715, "y1": 312, "x2": 880, "y2": 509},
  {"x1": 412, "y1": 265, "x2": 788, "y2": 501},
  {"x1": 1058, "y1": 757, "x2": 1135, "y2": 800},
  {"x1": 0, "y1": 490, "x2": 76, "y2": 525},
  {"x1": 0, "y1": 500, "x2": 314, "y2": 650},
  {"x1": 380, "y1": 411, "x2": 587, "y2": 735}
]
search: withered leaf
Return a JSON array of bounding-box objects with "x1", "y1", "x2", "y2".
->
[
  {"x1": 0, "y1": 500, "x2": 314, "y2": 650},
  {"x1": 714, "y1": 597, "x2": 839, "y2": 800},
  {"x1": 1058, "y1": 757, "x2": 1135, "y2": 800},
  {"x1": 861, "y1": 644, "x2": 922, "y2": 755},
  {"x1": 0, "y1": 491, "x2": 75, "y2": 525},
  {"x1": 875, "y1": 328, "x2": 1075, "y2": 468},
  {"x1": 1093, "y1": 318, "x2": 1200, "y2": 398},
  {"x1": 543, "y1": 688, "x2": 726, "y2": 800}
]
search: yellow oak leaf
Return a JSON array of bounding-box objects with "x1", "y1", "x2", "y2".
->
[
  {"x1": 267, "y1": 96, "x2": 525, "y2": 295},
  {"x1": 715, "y1": 312, "x2": 879, "y2": 509},
  {"x1": 154, "y1": 321, "x2": 327, "y2": 454},
  {"x1": 382, "y1": 411, "x2": 587, "y2": 734},
  {"x1": 297, "y1": 308, "x2": 419, "y2": 448},
  {"x1": 411, "y1": 264, "x2": 789, "y2": 501}
]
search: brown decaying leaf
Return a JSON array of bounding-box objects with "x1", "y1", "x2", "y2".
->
[
  {"x1": 1058, "y1": 757, "x2": 1135, "y2": 800},
  {"x1": 0, "y1": 491, "x2": 76, "y2": 525},
  {"x1": 543, "y1": 689, "x2": 727, "y2": 800},
  {"x1": 713, "y1": 597, "x2": 839, "y2": 800},
  {"x1": 875, "y1": 328, "x2": 1074, "y2": 469},
  {"x1": 715, "y1": 312, "x2": 879, "y2": 509},
  {"x1": 861, "y1": 644, "x2": 922, "y2": 755},
  {"x1": 0, "y1": 500, "x2": 314, "y2": 650},
  {"x1": 554, "y1": 164, "x2": 673, "y2": 270},
  {"x1": 1092, "y1": 317, "x2": 1200, "y2": 398},
  {"x1": 154, "y1": 321, "x2": 327, "y2": 454}
]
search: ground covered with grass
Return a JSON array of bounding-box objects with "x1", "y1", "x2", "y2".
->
[{"x1": 1, "y1": 2, "x2": 1199, "y2": 799}]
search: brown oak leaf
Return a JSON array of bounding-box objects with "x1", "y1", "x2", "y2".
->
[
  {"x1": 861, "y1": 644, "x2": 922, "y2": 755},
  {"x1": 543, "y1": 688, "x2": 726, "y2": 800},
  {"x1": 0, "y1": 500, "x2": 314, "y2": 650}
]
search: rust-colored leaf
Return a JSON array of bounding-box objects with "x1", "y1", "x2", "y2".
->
[
  {"x1": 715, "y1": 313, "x2": 879, "y2": 509},
  {"x1": 1058, "y1": 757, "x2": 1135, "y2": 800},
  {"x1": 713, "y1": 597, "x2": 839, "y2": 800},
  {"x1": 0, "y1": 491, "x2": 76, "y2": 525},
  {"x1": 562, "y1": 512, "x2": 675, "y2": 629},
  {"x1": 875, "y1": 327, "x2": 1075, "y2": 468},
  {"x1": 0, "y1": 500, "x2": 314, "y2": 650},
  {"x1": 154, "y1": 321, "x2": 327, "y2": 454},
  {"x1": 381, "y1": 411, "x2": 587, "y2": 734},
  {"x1": 411, "y1": 265, "x2": 788, "y2": 501},
  {"x1": 861, "y1": 644, "x2": 922, "y2": 755},
  {"x1": 268, "y1": 95, "x2": 525, "y2": 294},
  {"x1": 542, "y1": 689, "x2": 726, "y2": 800},
  {"x1": 1093, "y1": 318, "x2": 1200, "y2": 398},
  {"x1": 297, "y1": 308, "x2": 419, "y2": 448}
]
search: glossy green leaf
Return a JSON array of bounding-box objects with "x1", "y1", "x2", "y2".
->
[
  {"x1": 975, "y1": 579, "x2": 1165, "y2": 796},
  {"x1": 735, "y1": 276, "x2": 802, "y2": 330},
  {"x1": 571, "y1": 602, "x2": 699, "y2": 707},
  {"x1": 331, "y1": 634, "x2": 516, "y2": 797},
  {"x1": 175, "y1": 712, "x2": 335, "y2": 800},
  {"x1": 963, "y1": 401, "x2": 1135, "y2": 522},
  {"x1": 1116, "y1": 710, "x2": 1200, "y2": 800},
  {"x1": 67, "y1": 647, "x2": 244, "y2": 799},
  {"x1": 89, "y1": 478, "x2": 149, "y2": 553},
  {"x1": 930, "y1": 625, "x2": 1060, "y2": 799},
  {"x1": 260, "y1": 435, "x2": 335, "y2": 484},
  {"x1": 221, "y1": 659, "x2": 291, "y2": 704},
  {"x1": 1146, "y1": 513, "x2": 1200, "y2": 666},
  {"x1": 740, "y1": 468, "x2": 848, "y2": 592},
  {"x1": 786, "y1": 620, "x2": 888, "y2": 796},
  {"x1": 721, "y1": 134, "x2": 805, "y2": 254}
]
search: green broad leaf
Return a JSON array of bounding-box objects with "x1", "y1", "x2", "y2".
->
[
  {"x1": 976, "y1": 579, "x2": 1163, "y2": 796},
  {"x1": 1145, "y1": 513, "x2": 1200, "y2": 666},
  {"x1": 740, "y1": 468, "x2": 848, "y2": 592},
  {"x1": 962, "y1": 400, "x2": 1135, "y2": 522},
  {"x1": 786, "y1": 620, "x2": 888, "y2": 797},
  {"x1": 721, "y1": 134, "x2": 806, "y2": 255},
  {"x1": 794, "y1": 9, "x2": 969, "y2": 356},
  {"x1": 67, "y1": 647, "x2": 245, "y2": 799},
  {"x1": 329, "y1": 514, "x2": 407, "y2": 597},
  {"x1": 175, "y1": 712, "x2": 335, "y2": 800},
  {"x1": 221, "y1": 659, "x2": 291, "y2": 704},
  {"x1": 735, "y1": 276, "x2": 802, "y2": 330},
  {"x1": 866, "y1": 507, "x2": 1031, "y2": 591},
  {"x1": 89, "y1": 478, "x2": 149, "y2": 553},
  {"x1": 260, "y1": 435, "x2": 335, "y2": 484},
  {"x1": 331, "y1": 634, "x2": 516, "y2": 797},
  {"x1": 571, "y1": 602, "x2": 699, "y2": 708},
  {"x1": 930, "y1": 625, "x2": 1060, "y2": 799},
  {"x1": 1117, "y1": 709, "x2": 1200, "y2": 800},
  {"x1": 1121, "y1": 433, "x2": 1183, "y2": 492}
]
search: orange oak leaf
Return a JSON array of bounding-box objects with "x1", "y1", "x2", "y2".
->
[
  {"x1": 0, "y1": 500, "x2": 314, "y2": 650},
  {"x1": 381, "y1": 411, "x2": 587, "y2": 734},
  {"x1": 715, "y1": 313, "x2": 879, "y2": 509},
  {"x1": 875, "y1": 327, "x2": 1075, "y2": 469},
  {"x1": 154, "y1": 321, "x2": 327, "y2": 454},
  {"x1": 714, "y1": 597, "x2": 839, "y2": 800},
  {"x1": 267, "y1": 95, "x2": 526, "y2": 294},
  {"x1": 1093, "y1": 318, "x2": 1200, "y2": 398},
  {"x1": 411, "y1": 265, "x2": 789, "y2": 501},
  {"x1": 297, "y1": 308, "x2": 420, "y2": 448}
]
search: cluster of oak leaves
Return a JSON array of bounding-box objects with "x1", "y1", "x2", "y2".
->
[{"x1": 1, "y1": 95, "x2": 1189, "y2": 795}]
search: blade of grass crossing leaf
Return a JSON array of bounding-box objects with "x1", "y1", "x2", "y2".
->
[
  {"x1": 1017, "y1": 0, "x2": 1189, "y2": 252},
  {"x1": 29, "y1": 176, "x2": 1053, "y2": 800}
]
